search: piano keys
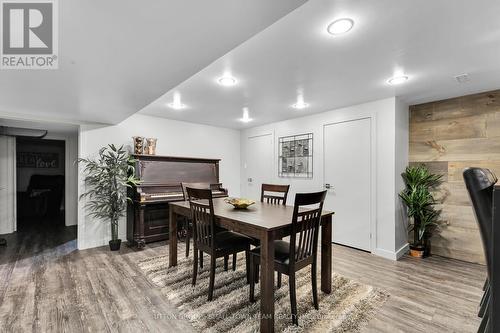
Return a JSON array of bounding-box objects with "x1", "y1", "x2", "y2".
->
[{"x1": 127, "y1": 155, "x2": 228, "y2": 248}]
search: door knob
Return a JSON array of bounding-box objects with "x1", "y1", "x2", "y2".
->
[
  {"x1": 324, "y1": 184, "x2": 331, "y2": 189},
  {"x1": 248, "y1": 178, "x2": 253, "y2": 183}
]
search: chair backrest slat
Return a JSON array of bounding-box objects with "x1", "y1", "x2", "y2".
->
[
  {"x1": 261, "y1": 184, "x2": 290, "y2": 206},
  {"x1": 187, "y1": 187, "x2": 215, "y2": 250},
  {"x1": 290, "y1": 191, "x2": 327, "y2": 264}
]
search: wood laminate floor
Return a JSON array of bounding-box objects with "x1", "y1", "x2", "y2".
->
[{"x1": 0, "y1": 226, "x2": 485, "y2": 332}]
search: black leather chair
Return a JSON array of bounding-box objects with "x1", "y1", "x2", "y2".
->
[
  {"x1": 463, "y1": 167, "x2": 497, "y2": 333},
  {"x1": 187, "y1": 187, "x2": 251, "y2": 301},
  {"x1": 249, "y1": 190, "x2": 327, "y2": 325},
  {"x1": 18, "y1": 174, "x2": 64, "y2": 219}
]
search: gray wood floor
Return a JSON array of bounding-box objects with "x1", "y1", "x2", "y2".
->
[{"x1": 0, "y1": 226, "x2": 485, "y2": 332}]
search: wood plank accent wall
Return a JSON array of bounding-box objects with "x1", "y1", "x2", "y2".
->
[{"x1": 410, "y1": 89, "x2": 500, "y2": 264}]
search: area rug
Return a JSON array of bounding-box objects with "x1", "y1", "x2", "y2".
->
[{"x1": 137, "y1": 247, "x2": 388, "y2": 333}]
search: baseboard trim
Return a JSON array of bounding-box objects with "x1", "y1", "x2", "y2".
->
[
  {"x1": 395, "y1": 243, "x2": 410, "y2": 260},
  {"x1": 373, "y1": 243, "x2": 409, "y2": 261}
]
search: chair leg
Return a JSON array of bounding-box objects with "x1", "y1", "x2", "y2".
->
[
  {"x1": 245, "y1": 249, "x2": 250, "y2": 283},
  {"x1": 478, "y1": 297, "x2": 490, "y2": 333},
  {"x1": 224, "y1": 255, "x2": 229, "y2": 271},
  {"x1": 185, "y1": 223, "x2": 190, "y2": 258},
  {"x1": 312, "y1": 260, "x2": 319, "y2": 310},
  {"x1": 232, "y1": 253, "x2": 237, "y2": 271},
  {"x1": 192, "y1": 247, "x2": 198, "y2": 286},
  {"x1": 289, "y1": 272, "x2": 298, "y2": 325},
  {"x1": 208, "y1": 255, "x2": 216, "y2": 301},
  {"x1": 199, "y1": 250, "x2": 203, "y2": 268},
  {"x1": 479, "y1": 285, "x2": 490, "y2": 317},
  {"x1": 483, "y1": 278, "x2": 489, "y2": 291},
  {"x1": 249, "y1": 256, "x2": 255, "y2": 302},
  {"x1": 277, "y1": 272, "x2": 282, "y2": 289}
]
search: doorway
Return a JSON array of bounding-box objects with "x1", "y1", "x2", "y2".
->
[
  {"x1": 16, "y1": 138, "x2": 66, "y2": 231},
  {"x1": 323, "y1": 118, "x2": 372, "y2": 251},
  {"x1": 245, "y1": 134, "x2": 274, "y2": 200}
]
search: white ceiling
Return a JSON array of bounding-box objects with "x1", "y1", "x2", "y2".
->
[
  {"x1": 141, "y1": 0, "x2": 500, "y2": 129},
  {"x1": 0, "y1": 0, "x2": 307, "y2": 125}
]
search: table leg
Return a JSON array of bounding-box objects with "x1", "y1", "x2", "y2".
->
[
  {"x1": 321, "y1": 215, "x2": 332, "y2": 294},
  {"x1": 169, "y1": 206, "x2": 178, "y2": 267},
  {"x1": 260, "y1": 231, "x2": 275, "y2": 333}
]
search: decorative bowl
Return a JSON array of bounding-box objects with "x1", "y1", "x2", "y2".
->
[{"x1": 224, "y1": 198, "x2": 255, "y2": 209}]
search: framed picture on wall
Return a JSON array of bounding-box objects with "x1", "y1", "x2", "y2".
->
[{"x1": 278, "y1": 133, "x2": 313, "y2": 178}]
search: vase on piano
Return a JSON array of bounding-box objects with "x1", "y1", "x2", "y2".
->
[
  {"x1": 132, "y1": 136, "x2": 145, "y2": 155},
  {"x1": 145, "y1": 138, "x2": 157, "y2": 155}
]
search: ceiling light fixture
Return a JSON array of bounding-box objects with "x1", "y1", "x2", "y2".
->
[
  {"x1": 218, "y1": 75, "x2": 237, "y2": 87},
  {"x1": 327, "y1": 18, "x2": 354, "y2": 35},
  {"x1": 240, "y1": 107, "x2": 253, "y2": 123},
  {"x1": 292, "y1": 101, "x2": 309, "y2": 109},
  {"x1": 292, "y1": 95, "x2": 309, "y2": 109},
  {"x1": 167, "y1": 92, "x2": 186, "y2": 110},
  {"x1": 387, "y1": 75, "x2": 409, "y2": 85}
]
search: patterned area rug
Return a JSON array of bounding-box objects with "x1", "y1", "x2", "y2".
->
[{"x1": 138, "y1": 247, "x2": 388, "y2": 333}]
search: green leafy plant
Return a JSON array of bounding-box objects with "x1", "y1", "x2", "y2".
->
[
  {"x1": 78, "y1": 144, "x2": 140, "y2": 243},
  {"x1": 399, "y1": 165, "x2": 442, "y2": 248}
]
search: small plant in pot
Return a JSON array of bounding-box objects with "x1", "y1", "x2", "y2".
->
[
  {"x1": 79, "y1": 144, "x2": 140, "y2": 251},
  {"x1": 399, "y1": 165, "x2": 442, "y2": 258}
]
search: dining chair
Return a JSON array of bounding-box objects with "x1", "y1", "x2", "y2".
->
[
  {"x1": 463, "y1": 167, "x2": 497, "y2": 333},
  {"x1": 249, "y1": 190, "x2": 327, "y2": 325},
  {"x1": 261, "y1": 183, "x2": 290, "y2": 205},
  {"x1": 187, "y1": 187, "x2": 252, "y2": 301},
  {"x1": 260, "y1": 183, "x2": 290, "y2": 288},
  {"x1": 182, "y1": 183, "x2": 236, "y2": 270}
]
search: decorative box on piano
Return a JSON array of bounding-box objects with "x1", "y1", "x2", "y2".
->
[{"x1": 127, "y1": 154, "x2": 228, "y2": 248}]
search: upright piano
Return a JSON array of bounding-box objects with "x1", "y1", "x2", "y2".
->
[{"x1": 127, "y1": 154, "x2": 228, "y2": 248}]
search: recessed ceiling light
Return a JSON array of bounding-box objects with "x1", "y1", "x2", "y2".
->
[
  {"x1": 387, "y1": 75, "x2": 409, "y2": 85},
  {"x1": 240, "y1": 107, "x2": 253, "y2": 122},
  {"x1": 292, "y1": 102, "x2": 309, "y2": 109},
  {"x1": 327, "y1": 18, "x2": 354, "y2": 35},
  {"x1": 167, "y1": 93, "x2": 186, "y2": 110},
  {"x1": 167, "y1": 102, "x2": 186, "y2": 110},
  {"x1": 292, "y1": 94, "x2": 309, "y2": 109},
  {"x1": 218, "y1": 76, "x2": 237, "y2": 86}
]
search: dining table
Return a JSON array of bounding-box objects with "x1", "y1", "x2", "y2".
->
[{"x1": 168, "y1": 198, "x2": 334, "y2": 333}]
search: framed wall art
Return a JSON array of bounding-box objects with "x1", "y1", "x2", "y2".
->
[{"x1": 278, "y1": 133, "x2": 313, "y2": 178}]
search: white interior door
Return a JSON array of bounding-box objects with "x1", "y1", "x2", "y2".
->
[
  {"x1": 245, "y1": 134, "x2": 273, "y2": 200},
  {"x1": 324, "y1": 118, "x2": 372, "y2": 251},
  {"x1": 0, "y1": 136, "x2": 16, "y2": 235}
]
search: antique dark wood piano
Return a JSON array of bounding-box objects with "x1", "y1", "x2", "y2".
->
[{"x1": 127, "y1": 154, "x2": 228, "y2": 248}]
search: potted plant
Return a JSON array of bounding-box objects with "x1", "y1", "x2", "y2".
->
[
  {"x1": 399, "y1": 165, "x2": 442, "y2": 258},
  {"x1": 79, "y1": 144, "x2": 140, "y2": 251}
]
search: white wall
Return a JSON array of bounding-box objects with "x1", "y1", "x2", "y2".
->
[
  {"x1": 78, "y1": 114, "x2": 241, "y2": 250},
  {"x1": 240, "y1": 97, "x2": 409, "y2": 260},
  {"x1": 0, "y1": 136, "x2": 16, "y2": 234}
]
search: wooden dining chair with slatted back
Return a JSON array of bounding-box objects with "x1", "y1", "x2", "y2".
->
[
  {"x1": 187, "y1": 187, "x2": 252, "y2": 301},
  {"x1": 261, "y1": 183, "x2": 290, "y2": 205},
  {"x1": 249, "y1": 190, "x2": 327, "y2": 325},
  {"x1": 259, "y1": 183, "x2": 290, "y2": 288},
  {"x1": 182, "y1": 183, "x2": 235, "y2": 270}
]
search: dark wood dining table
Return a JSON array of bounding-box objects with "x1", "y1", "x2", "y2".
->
[{"x1": 168, "y1": 198, "x2": 334, "y2": 333}]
